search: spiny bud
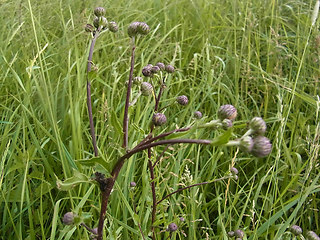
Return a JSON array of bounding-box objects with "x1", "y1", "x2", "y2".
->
[
  {"x1": 85, "y1": 24, "x2": 95, "y2": 33},
  {"x1": 151, "y1": 65, "x2": 161, "y2": 73},
  {"x1": 94, "y1": 7, "x2": 106, "y2": 17},
  {"x1": 141, "y1": 82, "x2": 153, "y2": 96},
  {"x1": 137, "y1": 22, "x2": 150, "y2": 35},
  {"x1": 167, "y1": 223, "x2": 178, "y2": 232},
  {"x1": 222, "y1": 119, "x2": 233, "y2": 130},
  {"x1": 176, "y1": 95, "x2": 188, "y2": 106},
  {"x1": 218, "y1": 104, "x2": 237, "y2": 121},
  {"x1": 156, "y1": 62, "x2": 165, "y2": 70},
  {"x1": 93, "y1": 16, "x2": 108, "y2": 29},
  {"x1": 128, "y1": 22, "x2": 150, "y2": 37},
  {"x1": 289, "y1": 225, "x2": 302, "y2": 236},
  {"x1": 165, "y1": 64, "x2": 175, "y2": 73},
  {"x1": 142, "y1": 65, "x2": 153, "y2": 77},
  {"x1": 194, "y1": 111, "x2": 203, "y2": 119},
  {"x1": 133, "y1": 77, "x2": 143, "y2": 85},
  {"x1": 62, "y1": 212, "x2": 74, "y2": 225},
  {"x1": 227, "y1": 231, "x2": 235, "y2": 237},
  {"x1": 249, "y1": 117, "x2": 267, "y2": 135},
  {"x1": 251, "y1": 136, "x2": 272, "y2": 158},
  {"x1": 306, "y1": 231, "x2": 320, "y2": 240},
  {"x1": 108, "y1": 21, "x2": 118, "y2": 33},
  {"x1": 130, "y1": 181, "x2": 136, "y2": 187},
  {"x1": 239, "y1": 136, "x2": 254, "y2": 152},
  {"x1": 234, "y1": 229, "x2": 244, "y2": 239},
  {"x1": 152, "y1": 113, "x2": 167, "y2": 126}
]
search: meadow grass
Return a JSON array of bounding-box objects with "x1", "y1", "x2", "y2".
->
[{"x1": 0, "y1": 0, "x2": 319, "y2": 239}]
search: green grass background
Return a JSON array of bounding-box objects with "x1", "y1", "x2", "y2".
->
[{"x1": 0, "y1": 0, "x2": 319, "y2": 239}]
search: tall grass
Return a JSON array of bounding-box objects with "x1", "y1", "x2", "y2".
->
[{"x1": 0, "y1": 0, "x2": 319, "y2": 239}]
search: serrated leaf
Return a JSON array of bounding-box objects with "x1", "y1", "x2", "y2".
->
[
  {"x1": 75, "y1": 156, "x2": 109, "y2": 171},
  {"x1": 56, "y1": 170, "x2": 91, "y2": 191},
  {"x1": 211, "y1": 128, "x2": 233, "y2": 146}
]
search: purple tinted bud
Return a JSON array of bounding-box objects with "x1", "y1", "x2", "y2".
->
[
  {"x1": 218, "y1": 104, "x2": 237, "y2": 121},
  {"x1": 92, "y1": 228, "x2": 98, "y2": 235},
  {"x1": 142, "y1": 65, "x2": 153, "y2": 77},
  {"x1": 306, "y1": 231, "x2": 320, "y2": 240},
  {"x1": 239, "y1": 136, "x2": 254, "y2": 152},
  {"x1": 130, "y1": 181, "x2": 136, "y2": 187},
  {"x1": 289, "y1": 225, "x2": 302, "y2": 236},
  {"x1": 62, "y1": 212, "x2": 74, "y2": 225},
  {"x1": 152, "y1": 113, "x2": 167, "y2": 126},
  {"x1": 141, "y1": 82, "x2": 153, "y2": 96},
  {"x1": 165, "y1": 64, "x2": 175, "y2": 73},
  {"x1": 137, "y1": 22, "x2": 150, "y2": 35},
  {"x1": 179, "y1": 217, "x2": 185, "y2": 222},
  {"x1": 151, "y1": 65, "x2": 161, "y2": 73},
  {"x1": 167, "y1": 223, "x2": 178, "y2": 232},
  {"x1": 227, "y1": 231, "x2": 235, "y2": 237},
  {"x1": 194, "y1": 111, "x2": 203, "y2": 119},
  {"x1": 85, "y1": 24, "x2": 95, "y2": 32},
  {"x1": 234, "y1": 229, "x2": 244, "y2": 238},
  {"x1": 222, "y1": 119, "x2": 233, "y2": 130},
  {"x1": 156, "y1": 62, "x2": 165, "y2": 70},
  {"x1": 249, "y1": 117, "x2": 267, "y2": 135},
  {"x1": 128, "y1": 22, "x2": 140, "y2": 37},
  {"x1": 133, "y1": 76, "x2": 143, "y2": 85},
  {"x1": 94, "y1": 7, "x2": 106, "y2": 17},
  {"x1": 108, "y1": 21, "x2": 118, "y2": 33},
  {"x1": 251, "y1": 136, "x2": 272, "y2": 158},
  {"x1": 230, "y1": 167, "x2": 238, "y2": 175},
  {"x1": 176, "y1": 95, "x2": 188, "y2": 106}
]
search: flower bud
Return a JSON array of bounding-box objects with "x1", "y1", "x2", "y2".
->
[
  {"x1": 167, "y1": 223, "x2": 178, "y2": 232},
  {"x1": 156, "y1": 62, "x2": 165, "y2": 70},
  {"x1": 141, "y1": 82, "x2": 153, "y2": 96},
  {"x1": 227, "y1": 231, "x2": 235, "y2": 237},
  {"x1": 249, "y1": 117, "x2": 267, "y2": 135},
  {"x1": 152, "y1": 113, "x2": 167, "y2": 126},
  {"x1": 289, "y1": 225, "x2": 302, "y2": 236},
  {"x1": 128, "y1": 22, "x2": 140, "y2": 37},
  {"x1": 218, "y1": 104, "x2": 237, "y2": 121},
  {"x1": 94, "y1": 7, "x2": 106, "y2": 17},
  {"x1": 165, "y1": 64, "x2": 175, "y2": 73},
  {"x1": 151, "y1": 65, "x2": 161, "y2": 73},
  {"x1": 108, "y1": 21, "x2": 118, "y2": 33},
  {"x1": 176, "y1": 95, "x2": 188, "y2": 106},
  {"x1": 133, "y1": 77, "x2": 143, "y2": 85},
  {"x1": 194, "y1": 111, "x2": 203, "y2": 119},
  {"x1": 92, "y1": 228, "x2": 98, "y2": 235},
  {"x1": 93, "y1": 16, "x2": 108, "y2": 29},
  {"x1": 142, "y1": 65, "x2": 153, "y2": 77},
  {"x1": 85, "y1": 24, "x2": 95, "y2": 33},
  {"x1": 234, "y1": 229, "x2": 244, "y2": 239},
  {"x1": 137, "y1": 22, "x2": 150, "y2": 35},
  {"x1": 130, "y1": 181, "x2": 136, "y2": 187},
  {"x1": 222, "y1": 119, "x2": 233, "y2": 130},
  {"x1": 230, "y1": 167, "x2": 238, "y2": 175},
  {"x1": 306, "y1": 231, "x2": 320, "y2": 240},
  {"x1": 62, "y1": 212, "x2": 74, "y2": 225},
  {"x1": 251, "y1": 136, "x2": 272, "y2": 158},
  {"x1": 179, "y1": 217, "x2": 185, "y2": 222},
  {"x1": 239, "y1": 136, "x2": 254, "y2": 152}
]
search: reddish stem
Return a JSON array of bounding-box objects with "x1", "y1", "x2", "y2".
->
[{"x1": 123, "y1": 38, "x2": 136, "y2": 149}]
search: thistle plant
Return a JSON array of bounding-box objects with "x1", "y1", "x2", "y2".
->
[{"x1": 57, "y1": 6, "x2": 273, "y2": 240}]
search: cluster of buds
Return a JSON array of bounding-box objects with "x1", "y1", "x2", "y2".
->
[
  {"x1": 85, "y1": 7, "x2": 118, "y2": 33},
  {"x1": 166, "y1": 223, "x2": 178, "y2": 232},
  {"x1": 142, "y1": 62, "x2": 175, "y2": 77},
  {"x1": 228, "y1": 229, "x2": 245, "y2": 239},
  {"x1": 230, "y1": 167, "x2": 239, "y2": 180},
  {"x1": 128, "y1": 22, "x2": 150, "y2": 37}
]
